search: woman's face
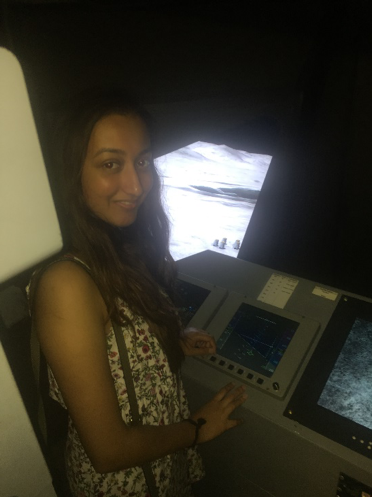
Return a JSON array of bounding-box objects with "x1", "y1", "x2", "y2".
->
[{"x1": 81, "y1": 113, "x2": 154, "y2": 227}]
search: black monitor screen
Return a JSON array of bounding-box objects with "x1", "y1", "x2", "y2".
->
[
  {"x1": 317, "y1": 317, "x2": 372, "y2": 430},
  {"x1": 176, "y1": 279, "x2": 211, "y2": 327},
  {"x1": 285, "y1": 296, "x2": 372, "y2": 460},
  {"x1": 216, "y1": 303, "x2": 299, "y2": 378}
]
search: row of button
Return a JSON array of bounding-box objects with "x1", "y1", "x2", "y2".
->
[{"x1": 209, "y1": 355, "x2": 265, "y2": 385}]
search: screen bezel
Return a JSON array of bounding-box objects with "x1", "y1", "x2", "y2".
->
[
  {"x1": 284, "y1": 295, "x2": 372, "y2": 460},
  {"x1": 200, "y1": 293, "x2": 320, "y2": 398}
]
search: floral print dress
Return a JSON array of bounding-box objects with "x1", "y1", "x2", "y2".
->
[{"x1": 41, "y1": 277, "x2": 204, "y2": 496}]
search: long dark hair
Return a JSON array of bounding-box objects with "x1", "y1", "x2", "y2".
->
[{"x1": 52, "y1": 89, "x2": 184, "y2": 372}]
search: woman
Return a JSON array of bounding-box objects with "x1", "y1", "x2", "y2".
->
[{"x1": 30, "y1": 90, "x2": 247, "y2": 496}]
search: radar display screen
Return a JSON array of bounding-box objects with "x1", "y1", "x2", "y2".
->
[{"x1": 217, "y1": 302, "x2": 299, "y2": 377}]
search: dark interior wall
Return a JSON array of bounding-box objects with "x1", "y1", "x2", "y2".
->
[
  {"x1": 241, "y1": 19, "x2": 359, "y2": 285},
  {"x1": 1, "y1": 2, "x2": 312, "y2": 162},
  {"x1": 337, "y1": 37, "x2": 372, "y2": 297},
  {"x1": 4, "y1": 4, "x2": 310, "y2": 105},
  {"x1": 240, "y1": 12, "x2": 372, "y2": 297}
]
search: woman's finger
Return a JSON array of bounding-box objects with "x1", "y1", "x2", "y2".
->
[
  {"x1": 213, "y1": 382, "x2": 236, "y2": 401},
  {"x1": 220, "y1": 385, "x2": 247, "y2": 408},
  {"x1": 226, "y1": 391, "x2": 248, "y2": 413},
  {"x1": 226, "y1": 417, "x2": 245, "y2": 430}
]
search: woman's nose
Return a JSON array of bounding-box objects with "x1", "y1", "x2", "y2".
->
[{"x1": 119, "y1": 164, "x2": 143, "y2": 196}]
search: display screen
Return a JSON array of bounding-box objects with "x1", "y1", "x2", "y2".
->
[
  {"x1": 285, "y1": 296, "x2": 372, "y2": 459},
  {"x1": 176, "y1": 279, "x2": 211, "y2": 327},
  {"x1": 155, "y1": 142, "x2": 272, "y2": 261},
  {"x1": 216, "y1": 303, "x2": 299, "y2": 377},
  {"x1": 317, "y1": 317, "x2": 372, "y2": 430}
]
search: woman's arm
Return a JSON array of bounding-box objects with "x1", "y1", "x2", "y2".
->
[{"x1": 34, "y1": 262, "x2": 246, "y2": 474}]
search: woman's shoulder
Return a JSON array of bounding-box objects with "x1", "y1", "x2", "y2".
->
[
  {"x1": 36, "y1": 257, "x2": 92, "y2": 289},
  {"x1": 31, "y1": 256, "x2": 104, "y2": 317}
]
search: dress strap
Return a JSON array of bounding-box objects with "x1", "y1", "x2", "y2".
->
[{"x1": 112, "y1": 322, "x2": 159, "y2": 497}]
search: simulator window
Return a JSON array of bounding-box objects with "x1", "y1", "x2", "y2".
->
[
  {"x1": 285, "y1": 296, "x2": 372, "y2": 459},
  {"x1": 155, "y1": 141, "x2": 272, "y2": 261}
]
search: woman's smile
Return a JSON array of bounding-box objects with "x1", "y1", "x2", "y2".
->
[{"x1": 115, "y1": 199, "x2": 139, "y2": 207}]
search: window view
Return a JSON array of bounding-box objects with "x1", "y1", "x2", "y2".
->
[{"x1": 155, "y1": 141, "x2": 272, "y2": 261}]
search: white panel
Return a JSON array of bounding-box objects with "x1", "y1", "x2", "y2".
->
[
  {"x1": 0, "y1": 48, "x2": 62, "y2": 283},
  {"x1": 0, "y1": 343, "x2": 57, "y2": 497}
]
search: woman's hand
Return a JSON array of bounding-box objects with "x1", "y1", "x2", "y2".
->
[
  {"x1": 180, "y1": 327, "x2": 217, "y2": 357},
  {"x1": 190, "y1": 383, "x2": 247, "y2": 444}
]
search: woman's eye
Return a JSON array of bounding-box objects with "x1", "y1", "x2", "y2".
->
[
  {"x1": 137, "y1": 158, "x2": 151, "y2": 168},
  {"x1": 103, "y1": 161, "x2": 120, "y2": 170}
]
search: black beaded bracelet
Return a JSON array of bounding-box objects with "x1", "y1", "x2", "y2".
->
[{"x1": 183, "y1": 418, "x2": 206, "y2": 447}]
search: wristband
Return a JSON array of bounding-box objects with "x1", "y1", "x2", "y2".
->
[{"x1": 183, "y1": 417, "x2": 206, "y2": 447}]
